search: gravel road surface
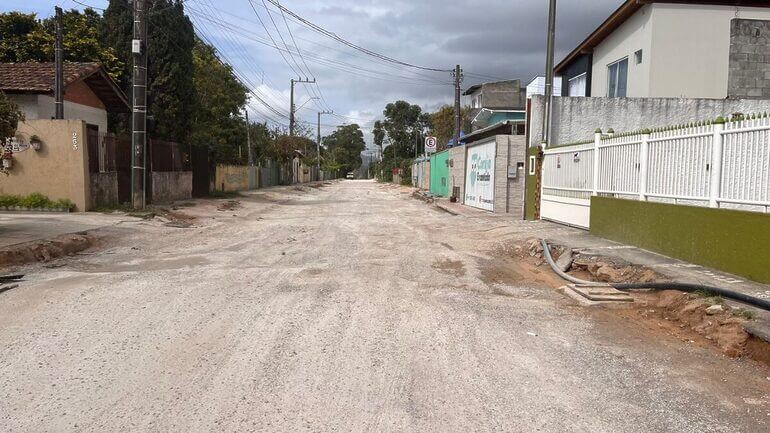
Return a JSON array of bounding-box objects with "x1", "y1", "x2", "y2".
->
[{"x1": 1, "y1": 180, "x2": 768, "y2": 432}]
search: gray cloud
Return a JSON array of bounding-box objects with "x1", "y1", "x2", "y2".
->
[{"x1": 16, "y1": 0, "x2": 623, "y2": 143}]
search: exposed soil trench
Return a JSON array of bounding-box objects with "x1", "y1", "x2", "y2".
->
[{"x1": 487, "y1": 237, "x2": 770, "y2": 366}]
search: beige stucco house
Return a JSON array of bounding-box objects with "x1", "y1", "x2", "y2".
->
[
  {"x1": 555, "y1": 0, "x2": 770, "y2": 99},
  {"x1": 0, "y1": 62, "x2": 129, "y2": 210}
]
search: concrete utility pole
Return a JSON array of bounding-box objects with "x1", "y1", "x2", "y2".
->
[
  {"x1": 452, "y1": 65, "x2": 463, "y2": 147},
  {"x1": 289, "y1": 78, "x2": 316, "y2": 136},
  {"x1": 54, "y1": 6, "x2": 64, "y2": 119},
  {"x1": 246, "y1": 108, "x2": 253, "y2": 166},
  {"x1": 317, "y1": 110, "x2": 332, "y2": 176},
  {"x1": 542, "y1": 0, "x2": 557, "y2": 146},
  {"x1": 131, "y1": 0, "x2": 148, "y2": 209}
]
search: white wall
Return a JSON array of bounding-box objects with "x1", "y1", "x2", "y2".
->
[
  {"x1": 591, "y1": 4, "x2": 653, "y2": 98},
  {"x1": 591, "y1": 3, "x2": 770, "y2": 99},
  {"x1": 649, "y1": 4, "x2": 770, "y2": 98},
  {"x1": 11, "y1": 94, "x2": 109, "y2": 134},
  {"x1": 8, "y1": 94, "x2": 39, "y2": 120}
]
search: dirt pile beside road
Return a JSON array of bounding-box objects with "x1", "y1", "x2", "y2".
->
[
  {"x1": 631, "y1": 290, "x2": 756, "y2": 358},
  {"x1": 511, "y1": 237, "x2": 767, "y2": 362},
  {"x1": 0, "y1": 232, "x2": 95, "y2": 266}
]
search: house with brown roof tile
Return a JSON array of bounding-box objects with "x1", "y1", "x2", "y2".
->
[
  {"x1": 0, "y1": 62, "x2": 129, "y2": 134},
  {"x1": 0, "y1": 62, "x2": 130, "y2": 211}
]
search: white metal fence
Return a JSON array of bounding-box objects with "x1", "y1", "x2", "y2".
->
[{"x1": 541, "y1": 115, "x2": 770, "y2": 228}]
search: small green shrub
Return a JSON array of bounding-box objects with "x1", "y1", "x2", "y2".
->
[
  {"x1": 20, "y1": 192, "x2": 53, "y2": 208},
  {"x1": 0, "y1": 193, "x2": 73, "y2": 210},
  {"x1": 54, "y1": 198, "x2": 75, "y2": 210},
  {"x1": 0, "y1": 194, "x2": 20, "y2": 207}
]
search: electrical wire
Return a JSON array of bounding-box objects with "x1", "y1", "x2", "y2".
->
[{"x1": 264, "y1": 0, "x2": 452, "y2": 73}]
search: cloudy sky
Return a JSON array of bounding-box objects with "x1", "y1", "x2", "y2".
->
[{"x1": 10, "y1": 0, "x2": 623, "y2": 145}]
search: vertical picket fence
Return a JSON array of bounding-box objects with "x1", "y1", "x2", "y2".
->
[{"x1": 541, "y1": 116, "x2": 770, "y2": 228}]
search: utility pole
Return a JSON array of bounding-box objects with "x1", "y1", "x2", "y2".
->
[
  {"x1": 54, "y1": 6, "x2": 64, "y2": 119},
  {"x1": 317, "y1": 110, "x2": 332, "y2": 177},
  {"x1": 289, "y1": 77, "x2": 316, "y2": 136},
  {"x1": 246, "y1": 108, "x2": 253, "y2": 166},
  {"x1": 542, "y1": 0, "x2": 557, "y2": 146},
  {"x1": 131, "y1": 0, "x2": 148, "y2": 209},
  {"x1": 452, "y1": 65, "x2": 463, "y2": 147}
]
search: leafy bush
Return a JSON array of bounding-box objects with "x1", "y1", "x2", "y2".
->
[
  {"x1": 0, "y1": 193, "x2": 73, "y2": 209},
  {"x1": 54, "y1": 199, "x2": 75, "y2": 210},
  {"x1": 0, "y1": 194, "x2": 20, "y2": 207},
  {"x1": 20, "y1": 192, "x2": 53, "y2": 208}
]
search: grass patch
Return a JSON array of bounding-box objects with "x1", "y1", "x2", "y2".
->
[
  {"x1": 692, "y1": 289, "x2": 725, "y2": 305},
  {"x1": 735, "y1": 309, "x2": 756, "y2": 320}
]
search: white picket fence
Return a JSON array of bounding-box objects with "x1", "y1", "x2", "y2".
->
[{"x1": 541, "y1": 116, "x2": 770, "y2": 228}]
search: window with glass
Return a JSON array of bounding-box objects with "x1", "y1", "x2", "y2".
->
[
  {"x1": 568, "y1": 73, "x2": 587, "y2": 97},
  {"x1": 607, "y1": 58, "x2": 628, "y2": 97}
]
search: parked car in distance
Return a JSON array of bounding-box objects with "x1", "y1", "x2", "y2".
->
[{"x1": 346, "y1": 172, "x2": 354, "y2": 179}]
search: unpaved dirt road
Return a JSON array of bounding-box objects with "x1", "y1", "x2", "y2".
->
[{"x1": 1, "y1": 180, "x2": 768, "y2": 432}]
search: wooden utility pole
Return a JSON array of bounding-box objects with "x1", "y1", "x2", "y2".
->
[
  {"x1": 289, "y1": 78, "x2": 316, "y2": 136},
  {"x1": 452, "y1": 65, "x2": 463, "y2": 147},
  {"x1": 131, "y1": 0, "x2": 148, "y2": 208},
  {"x1": 54, "y1": 7, "x2": 64, "y2": 119}
]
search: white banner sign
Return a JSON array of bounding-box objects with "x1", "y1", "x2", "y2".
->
[
  {"x1": 424, "y1": 136, "x2": 437, "y2": 153},
  {"x1": 464, "y1": 140, "x2": 496, "y2": 211}
]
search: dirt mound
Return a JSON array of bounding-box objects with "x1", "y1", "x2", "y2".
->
[
  {"x1": 0, "y1": 233, "x2": 95, "y2": 266},
  {"x1": 632, "y1": 290, "x2": 756, "y2": 358},
  {"x1": 217, "y1": 200, "x2": 241, "y2": 212}
]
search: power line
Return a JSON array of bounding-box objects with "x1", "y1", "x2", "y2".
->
[
  {"x1": 264, "y1": 0, "x2": 451, "y2": 73},
  {"x1": 187, "y1": 8, "x2": 451, "y2": 85}
]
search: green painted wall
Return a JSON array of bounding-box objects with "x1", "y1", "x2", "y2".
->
[
  {"x1": 590, "y1": 197, "x2": 770, "y2": 284},
  {"x1": 525, "y1": 147, "x2": 539, "y2": 220},
  {"x1": 430, "y1": 151, "x2": 450, "y2": 197}
]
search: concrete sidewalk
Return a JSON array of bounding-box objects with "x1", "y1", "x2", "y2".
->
[{"x1": 0, "y1": 212, "x2": 126, "y2": 248}]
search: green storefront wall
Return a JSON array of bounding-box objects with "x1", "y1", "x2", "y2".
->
[
  {"x1": 591, "y1": 197, "x2": 770, "y2": 284},
  {"x1": 430, "y1": 150, "x2": 450, "y2": 197}
]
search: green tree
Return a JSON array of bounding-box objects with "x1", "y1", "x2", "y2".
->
[
  {"x1": 0, "y1": 10, "x2": 123, "y2": 81},
  {"x1": 0, "y1": 12, "x2": 45, "y2": 62},
  {"x1": 145, "y1": 0, "x2": 196, "y2": 143},
  {"x1": 322, "y1": 124, "x2": 365, "y2": 175},
  {"x1": 429, "y1": 104, "x2": 472, "y2": 150},
  {"x1": 0, "y1": 91, "x2": 24, "y2": 139},
  {"x1": 189, "y1": 39, "x2": 248, "y2": 163},
  {"x1": 101, "y1": 0, "x2": 133, "y2": 92}
]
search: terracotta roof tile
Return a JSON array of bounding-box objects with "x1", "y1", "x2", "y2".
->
[{"x1": 0, "y1": 62, "x2": 101, "y2": 93}]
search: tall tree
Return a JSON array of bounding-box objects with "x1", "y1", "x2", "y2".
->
[
  {"x1": 145, "y1": 0, "x2": 196, "y2": 143},
  {"x1": 378, "y1": 101, "x2": 430, "y2": 160},
  {"x1": 322, "y1": 124, "x2": 365, "y2": 175},
  {"x1": 429, "y1": 104, "x2": 472, "y2": 150},
  {"x1": 189, "y1": 39, "x2": 248, "y2": 163},
  {"x1": 101, "y1": 0, "x2": 133, "y2": 93},
  {"x1": 0, "y1": 9, "x2": 123, "y2": 80}
]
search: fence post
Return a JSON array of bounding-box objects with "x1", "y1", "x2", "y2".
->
[
  {"x1": 709, "y1": 120, "x2": 725, "y2": 208},
  {"x1": 592, "y1": 131, "x2": 601, "y2": 196},
  {"x1": 639, "y1": 130, "x2": 650, "y2": 201}
]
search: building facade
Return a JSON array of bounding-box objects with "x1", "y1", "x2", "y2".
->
[{"x1": 555, "y1": 1, "x2": 770, "y2": 99}]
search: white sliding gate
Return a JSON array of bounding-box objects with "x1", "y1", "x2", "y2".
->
[{"x1": 541, "y1": 116, "x2": 770, "y2": 229}]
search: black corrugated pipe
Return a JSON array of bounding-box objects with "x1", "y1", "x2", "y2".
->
[{"x1": 540, "y1": 239, "x2": 770, "y2": 311}]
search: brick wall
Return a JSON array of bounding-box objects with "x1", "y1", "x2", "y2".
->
[{"x1": 728, "y1": 18, "x2": 770, "y2": 98}]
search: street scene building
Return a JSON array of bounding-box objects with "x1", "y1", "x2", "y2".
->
[{"x1": 0, "y1": 1, "x2": 769, "y2": 432}]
